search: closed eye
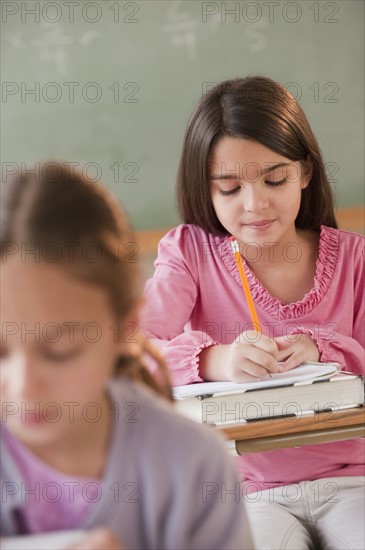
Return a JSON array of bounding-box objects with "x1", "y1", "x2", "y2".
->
[
  {"x1": 218, "y1": 186, "x2": 240, "y2": 196},
  {"x1": 265, "y1": 178, "x2": 286, "y2": 186},
  {"x1": 43, "y1": 349, "x2": 82, "y2": 362}
]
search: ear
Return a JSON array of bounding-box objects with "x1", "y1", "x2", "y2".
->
[{"x1": 300, "y1": 155, "x2": 313, "y2": 189}]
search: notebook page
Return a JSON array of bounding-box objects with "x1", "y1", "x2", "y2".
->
[{"x1": 173, "y1": 362, "x2": 340, "y2": 399}]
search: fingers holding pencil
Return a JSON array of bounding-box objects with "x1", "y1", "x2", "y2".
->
[
  {"x1": 227, "y1": 237, "x2": 280, "y2": 382},
  {"x1": 225, "y1": 330, "x2": 281, "y2": 383},
  {"x1": 200, "y1": 236, "x2": 278, "y2": 384}
]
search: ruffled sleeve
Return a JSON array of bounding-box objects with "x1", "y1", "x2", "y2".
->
[{"x1": 140, "y1": 225, "x2": 219, "y2": 386}]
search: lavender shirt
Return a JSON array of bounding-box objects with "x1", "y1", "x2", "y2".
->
[
  {"x1": 141, "y1": 224, "x2": 365, "y2": 490},
  {"x1": 1, "y1": 379, "x2": 252, "y2": 549}
]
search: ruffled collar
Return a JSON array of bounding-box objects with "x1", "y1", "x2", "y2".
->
[{"x1": 214, "y1": 225, "x2": 339, "y2": 319}]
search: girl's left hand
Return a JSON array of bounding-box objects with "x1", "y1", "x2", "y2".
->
[{"x1": 274, "y1": 334, "x2": 320, "y2": 372}]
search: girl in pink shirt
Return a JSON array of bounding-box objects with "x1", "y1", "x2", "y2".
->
[{"x1": 141, "y1": 76, "x2": 365, "y2": 549}]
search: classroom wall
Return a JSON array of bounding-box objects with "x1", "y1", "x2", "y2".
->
[{"x1": 2, "y1": 0, "x2": 364, "y2": 230}]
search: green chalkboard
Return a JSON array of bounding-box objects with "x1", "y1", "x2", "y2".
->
[{"x1": 2, "y1": 0, "x2": 364, "y2": 229}]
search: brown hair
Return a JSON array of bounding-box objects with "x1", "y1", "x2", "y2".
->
[
  {"x1": 177, "y1": 76, "x2": 338, "y2": 235},
  {"x1": 1, "y1": 162, "x2": 173, "y2": 401}
]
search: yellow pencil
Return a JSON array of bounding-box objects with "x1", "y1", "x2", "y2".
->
[{"x1": 230, "y1": 236, "x2": 262, "y2": 333}]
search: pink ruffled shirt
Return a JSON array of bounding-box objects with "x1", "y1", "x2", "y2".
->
[{"x1": 141, "y1": 224, "x2": 365, "y2": 491}]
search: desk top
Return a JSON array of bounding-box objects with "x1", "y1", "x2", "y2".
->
[{"x1": 218, "y1": 407, "x2": 365, "y2": 453}]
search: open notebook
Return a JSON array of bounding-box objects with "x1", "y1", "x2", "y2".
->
[
  {"x1": 173, "y1": 362, "x2": 364, "y2": 425},
  {"x1": 174, "y1": 362, "x2": 340, "y2": 398}
]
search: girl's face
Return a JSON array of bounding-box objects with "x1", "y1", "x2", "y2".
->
[
  {"x1": 209, "y1": 136, "x2": 312, "y2": 246},
  {"x1": 0, "y1": 260, "x2": 131, "y2": 447}
]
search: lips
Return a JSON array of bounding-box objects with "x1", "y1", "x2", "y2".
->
[{"x1": 244, "y1": 220, "x2": 274, "y2": 228}]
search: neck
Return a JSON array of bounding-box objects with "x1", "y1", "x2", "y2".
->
[
  {"x1": 238, "y1": 228, "x2": 320, "y2": 304},
  {"x1": 239, "y1": 227, "x2": 318, "y2": 270}
]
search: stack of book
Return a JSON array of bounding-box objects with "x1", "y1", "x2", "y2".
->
[{"x1": 173, "y1": 363, "x2": 364, "y2": 426}]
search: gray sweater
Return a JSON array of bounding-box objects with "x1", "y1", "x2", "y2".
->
[{"x1": 1, "y1": 379, "x2": 253, "y2": 549}]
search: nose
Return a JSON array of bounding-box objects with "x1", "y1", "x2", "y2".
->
[{"x1": 242, "y1": 183, "x2": 269, "y2": 212}]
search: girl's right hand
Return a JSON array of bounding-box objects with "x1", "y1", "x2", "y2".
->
[
  {"x1": 224, "y1": 330, "x2": 281, "y2": 383},
  {"x1": 66, "y1": 528, "x2": 124, "y2": 550},
  {"x1": 200, "y1": 331, "x2": 281, "y2": 383}
]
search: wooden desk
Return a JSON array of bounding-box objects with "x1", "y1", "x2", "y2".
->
[{"x1": 219, "y1": 407, "x2": 365, "y2": 454}]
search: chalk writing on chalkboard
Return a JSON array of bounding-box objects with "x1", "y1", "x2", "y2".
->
[
  {"x1": 34, "y1": 23, "x2": 73, "y2": 75},
  {"x1": 3, "y1": 30, "x2": 26, "y2": 51},
  {"x1": 11, "y1": 22, "x2": 99, "y2": 75},
  {"x1": 162, "y1": 1, "x2": 199, "y2": 59},
  {"x1": 162, "y1": 0, "x2": 221, "y2": 59},
  {"x1": 244, "y1": 19, "x2": 267, "y2": 53}
]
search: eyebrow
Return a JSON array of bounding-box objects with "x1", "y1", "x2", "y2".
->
[{"x1": 210, "y1": 162, "x2": 290, "y2": 180}]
